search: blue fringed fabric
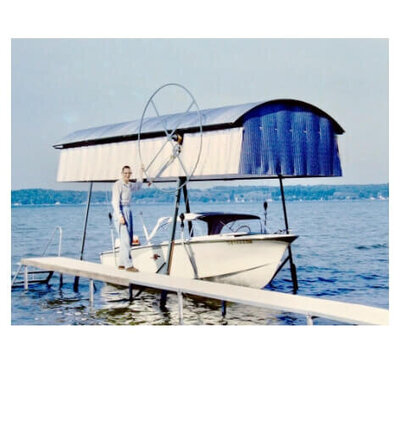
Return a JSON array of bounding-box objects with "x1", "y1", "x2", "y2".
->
[{"x1": 239, "y1": 102, "x2": 342, "y2": 177}]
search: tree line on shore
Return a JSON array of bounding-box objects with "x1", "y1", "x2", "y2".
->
[{"x1": 11, "y1": 184, "x2": 389, "y2": 206}]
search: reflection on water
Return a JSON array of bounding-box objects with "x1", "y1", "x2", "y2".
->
[
  {"x1": 97, "y1": 282, "x2": 292, "y2": 325},
  {"x1": 12, "y1": 278, "x2": 303, "y2": 325}
]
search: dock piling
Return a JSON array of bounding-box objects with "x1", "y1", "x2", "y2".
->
[
  {"x1": 177, "y1": 291, "x2": 184, "y2": 325},
  {"x1": 89, "y1": 279, "x2": 94, "y2": 304},
  {"x1": 222, "y1": 301, "x2": 227, "y2": 317}
]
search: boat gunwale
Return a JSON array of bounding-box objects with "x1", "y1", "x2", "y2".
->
[{"x1": 100, "y1": 233, "x2": 298, "y2": 257}]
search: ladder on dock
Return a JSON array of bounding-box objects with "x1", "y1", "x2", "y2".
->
[
  {"x1": 12, "y1": 268, "x2": 54, "y2": 287},
  {"x1": 18, "y1": 256, "x2": 389, "y2": 326},
  {"x1": 12, "y1": 227, "x2": 63, "y2": 288}
]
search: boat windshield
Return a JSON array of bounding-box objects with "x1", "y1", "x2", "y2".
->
[
  {"x1": 217, "y1": 218, "x2": 263, "y2": 235},
  {"x1": 189, "y1": 212, "x2": 263, "y2": 235},
  {"x1": 145, "y1": 212, "x2": 263, "y2": 244}
]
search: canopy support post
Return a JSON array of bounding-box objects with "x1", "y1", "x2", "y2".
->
[
  {"x1": 278, "y1": 176, "x2": 298, "y2": 293},
  {"x1": 182, "y1": 181, "x2": 193, "y2": 236},
  {"x1": 160, "y1": 177, "x2": 185, "y2": 309},
  {"x1": 73, "y1": 181, "x2": 93, "y2": 292}
]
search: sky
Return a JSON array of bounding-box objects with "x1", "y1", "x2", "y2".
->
[{"x1": 11, "y1": 38, "x2": 389, "y2": 190}]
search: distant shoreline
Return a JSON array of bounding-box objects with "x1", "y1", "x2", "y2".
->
[{"x1": 11, "y1": 184, "x2": 388, "y2": 206}]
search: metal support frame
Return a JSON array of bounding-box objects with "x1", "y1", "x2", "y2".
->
[
  {"x1": 278, "y1": 176, "x2": 299, "y2": 293},
  {"x1": 269, "y1": 255, "x2": 290, "y2": 284},
  {"x1": 182, "y1": 183, "x2": 193, "y2": 237},
  {"x1": 160, "y1": 177, "x2": 194, "y2": 316},
  {"x1": 12, "y1": 268, "x2": 54, "y2": 287},
  {"x1": 74, "y1": 181, "x2": 93, "y2": 292},
  {"x1": 45, "y1": 271, "x2": 54, "y2": 285},
  {"x1": 160, "y1": 177, "x2": 185, "y2": 308},
  {"x1": 165, "y1": 177, "x2": 185, "y2": 275},
  {"x1": 127, "y1": 285, "x2": 144, "y2": 301}
]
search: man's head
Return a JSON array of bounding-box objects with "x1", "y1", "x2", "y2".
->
[{"x1": 121, "y1": 165, "x2": 132, "y2": 183}]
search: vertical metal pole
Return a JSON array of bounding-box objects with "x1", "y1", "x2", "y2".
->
[
  {"x1": 24, "y1": 265, "x2": 28, "y2": 290},
  {"x1": 221, "y1": 300, "x2": 227, "y2": 317},
  {"x1": 160, "y1": 177, "x2": 184, "y2": 308},
  {"x1": 89, "y1": 279, "x2": 94, "y2": 305},
  {"x1": 45, "y1": 271, "x2": 54, "y2": 287},
  {"x1": 73, "y1": 181, "x2": 93, "y2": 292},
  {"x1": 177, "y1": 291, "x2": 184, "y2": 325},
  {"x1": 278, "y1": 176, "x2": 298, "y2": 293},
  {"x1": 57, "y1": 227, "x2": 63, "y2": 256},
  {"x1": 278, "y1": 175, "x2": 290, "y2": 233},
  {"x1": 182, "y1": 182, "x2": 193, "y2": 236},
  {"x1": 166, "y1": 178, "x2": 183, "y2": 273}
]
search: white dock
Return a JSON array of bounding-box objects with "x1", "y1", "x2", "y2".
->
[{"x1": 20, "y1": 256, "x2": 389, "y2": 325}]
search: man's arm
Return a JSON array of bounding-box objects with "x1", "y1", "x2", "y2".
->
[{"x1": 132, "y1": 164, "x2": 148, "y2": 190}]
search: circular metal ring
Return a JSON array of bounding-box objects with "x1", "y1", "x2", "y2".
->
[{"x1": 138, "y1": 83, "x2": 203, "y2": 192}]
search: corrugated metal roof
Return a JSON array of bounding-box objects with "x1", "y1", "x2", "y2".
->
[
  {"x1": 54, "y1": 99, "x2": 344, "y2": 148},
  {"x1": 54, "y1": 101, "x2": 259, "y2": 148}
]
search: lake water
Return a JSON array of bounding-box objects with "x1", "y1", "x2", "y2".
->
[{"x1": 11, "y1": 199, "x2": 389, "y2": 325}]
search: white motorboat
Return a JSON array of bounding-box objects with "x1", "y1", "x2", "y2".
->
[{"x1": 100, "y1": 212, "x2": 297, "y2": 289}]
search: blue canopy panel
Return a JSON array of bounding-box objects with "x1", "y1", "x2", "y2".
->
[{"x1": 239, "y1": 102, "x2": 343, "y2": 177}]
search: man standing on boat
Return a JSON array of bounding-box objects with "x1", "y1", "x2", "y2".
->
[{"x1": 112, "y1": 164, "x2": 148, "y2": 272}]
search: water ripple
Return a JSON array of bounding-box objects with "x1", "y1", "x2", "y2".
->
[{"x1": 355, "y1": 243, "x2": 388, "y2": 250}]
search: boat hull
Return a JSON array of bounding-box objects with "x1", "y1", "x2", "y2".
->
[{"x1": 100, "y1": 234, "x2": 297, "y2": 289}]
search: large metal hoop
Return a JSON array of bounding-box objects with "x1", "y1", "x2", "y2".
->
[{"x1": 138, "y1": 83, "x2": 203, "y2": 192}]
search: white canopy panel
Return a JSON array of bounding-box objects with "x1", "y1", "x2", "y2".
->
[{"x1": 57, "y1": 128, "x2": 243, "y2": 182}]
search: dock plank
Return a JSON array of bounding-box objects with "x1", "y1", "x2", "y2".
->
[{"x1": 20, "y1": 257, "x2": 389, "y2": 325}]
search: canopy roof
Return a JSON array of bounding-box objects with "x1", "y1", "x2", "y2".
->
[
  {"x1": 55, "y1": 99, "x2": 345, "y2": 182},
  {"x1": 54, "y1": 99, "x2": 344, "y2": 149}
]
